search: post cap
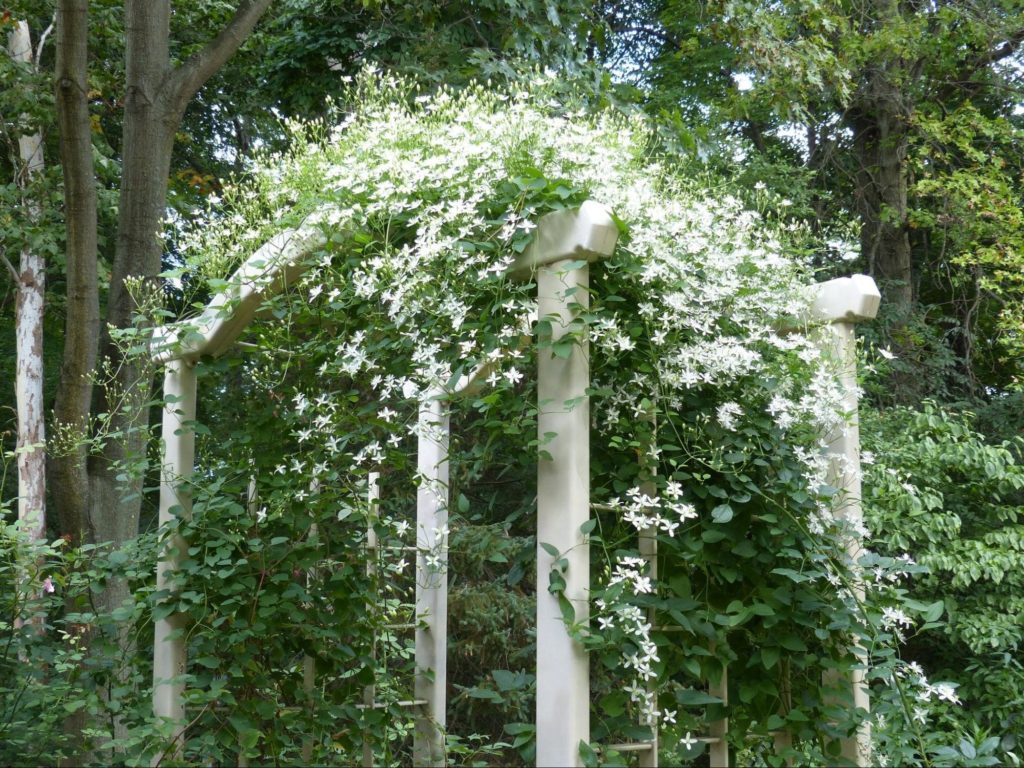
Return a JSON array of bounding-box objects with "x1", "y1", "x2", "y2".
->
[
  {"x1": 152, "y1": 223, "x2": 328, "y2": 363},
  {"x1": 808, "y1": 274, "x2": 881, "y2": 324},
  {"x1": 508, "y1": 200, "x2": 618, "y2": 279}
]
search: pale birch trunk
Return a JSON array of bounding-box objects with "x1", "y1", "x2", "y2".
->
[{"x1": 9, "y1": 21, "x2": 47, "y2": 546}]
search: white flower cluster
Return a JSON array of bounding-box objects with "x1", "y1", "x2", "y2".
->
[
  {"x1": 879, "y1": 661, "x2": 961, "y2": 728},
  {"x1": 605, "y1": 483, "x2": 698, "y2": 538},
  {"x1": 596, "y1": 595, "x2": 674, "y2": 726}
]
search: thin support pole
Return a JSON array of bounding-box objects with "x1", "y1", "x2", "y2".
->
[
  {"x1": 638, "y1": 412, "x2": 658, "y2": 768},
  {"x1": 236, "y1": 477, "x2": 260, "y2": 768},
  {"x1": 817, "y1": 319, "x2": 871, "y2": 766},
  {"x1": 773, "y1": 657, "x2": 793, "y2": 764},
  {"x1": 708, "y1": 661, "x2": 729, "y2": 768},
  {"x1": 363, "y1": 471, "x2": 381, "y2": 768},
  {"x1": 536, "y1": 260, "x2": 591, "y2": 768},
  {"x1": 302, "y1": 479, "x2": 319, "y2": 765},
  {"x1": 414, "y1": 395, "x2": 450, "y2": 767},
  {"x1": 153, "y1": 359, "x2": 197, "y2": 764}
]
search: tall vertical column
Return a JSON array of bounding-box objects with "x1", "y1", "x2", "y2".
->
[
  {"x1": 638, "y1": 411, "x2": 658, "y2": 768},
  {"x1": 363, "y1": 471, "x2": 381, "y2": 768},
  {"x1": 810, "y1": 275, "x2": 879, "y2": 768},
  {"x1": 708, "y1": 661, "x2": 729, "y2": 768},
  {"x1": 536, "y1": 261, "x2": 591, "y2": 768},
  {"x1": 153, "y1": 358, "x2": 197, "y2": 764},
  {"x1": 414, "y1": 394, "x2": 450, "y2": 767}
]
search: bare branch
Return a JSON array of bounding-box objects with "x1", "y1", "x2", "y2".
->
[
  {"x1": 166, "y1": 0, "x2": 273, "y2": 116},
  {"x1": 36, "y1": 14, "x2": 56, "y2": 68}
]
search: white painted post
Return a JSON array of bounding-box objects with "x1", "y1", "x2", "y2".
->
[
  {"x1": 414, "y1": 393, "x2": 450, "y2": 767},
  {"x1": 809, "y1": 275, "x2": 880, "y2": 768},
  {"x1": 148, "y1": 216, "x2": 344, "y2": 759},
  {"x1": 536, "y1": 259, "x2": 591, "y2": 768},
  {"x1": 302, "y1": 479, "x2": 319, "y2": 765},
  {"x1": 708, "y1": 662, "x2": 729, "y2": 768},
  {"x1": 363, "y1": 471, "x2": 381, "y2": 768},
  {"x1": 153, "y1": 358, "x2": 197, "y2": 764},
  {"x1": 638, "y1": 412, "x2": 658, "y2": 768},
  {"x1": 519, "y1": 201, "x2": 618, "y2": 768}
]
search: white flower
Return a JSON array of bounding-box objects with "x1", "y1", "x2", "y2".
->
[
  {"x1": 933, "y1": 682, "x2": 960, "y2": 704},
  {"x1": 505, "y1": 367, "x2": 523, "y2": 385},
  {"x1": 661, "y1": 709, "x2": 676, "y2": 725},
  {"x1": 716, "y1": 401, "x2": 742, "y2": 430},
  {"x1": 680, "y1": 732, "x2": 699, "y2": 749}
]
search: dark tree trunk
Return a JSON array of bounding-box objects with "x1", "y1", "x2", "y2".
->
[
  {"x1": 50, "y1": 0, "x2": 273, "y2": 756},
  {"x1": 850, "y1": 0, "x2": 914, "y2": 316},
  {"x1": 51, "y1": 0, "x2": 100, "y2": 546}
]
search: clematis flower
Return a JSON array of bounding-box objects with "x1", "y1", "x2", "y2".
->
[{"x1": 42, "y1": 576, "x2": 55, "y2": 594}]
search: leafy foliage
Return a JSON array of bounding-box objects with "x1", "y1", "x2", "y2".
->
[{"x1": 864, "y1": 402, "x2": 1024, "y2": 757}]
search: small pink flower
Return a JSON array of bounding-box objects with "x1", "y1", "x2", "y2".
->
[{"x1": 42, "y1": 576, "x2": 55, "y2": 594}]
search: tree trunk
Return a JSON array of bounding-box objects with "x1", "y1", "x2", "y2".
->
[
  {"x1": 86, "y1": 0, "x2": 275, "y2": 616},
  {"x1": 852, "y1": 99, "x2": 913, "y2": 313},
  {"x1": 851, "y1": 0, "x2": 914, "y2": 316},
  {"x1": 52, "y1": 0, "x2": 100, "y2": 547},
  {"x1": 49, "y1": 0, "x2": 272, "y2": 757},
  {"x1": 9, "y1": 21, "x2": 47, "y2": 546}
]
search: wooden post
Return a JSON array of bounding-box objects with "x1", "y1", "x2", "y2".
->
[
  {"x1": 708, "y1": 647, "x2": 729, "y2": 768},
  {"x1": 513, "y1": 202, "x2": 617, "y2": 768},
  {"x1": 638, "y1": 411, "x2": 658, "y2": 768},
  {"x1": 809, "y1": 275, "x2": 879, "y2": 767},
  {"x1": 363, "y1": 472, "x2": 380, "y2": 768},
  {"x1": 414, "y1": 394, "x2": 450, "y2": 766},
  {"x1": 153, "y1": 358, "x2": 197, "y2": 764},
  {"x1": 535, "y1": 259, "x2": 592, "y2": 768}
]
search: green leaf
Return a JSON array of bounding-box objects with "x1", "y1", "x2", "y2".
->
[
  {"x1": 676, "y1": 688, "x2": 722, "y2": 706},
  {"x1": 923, "y1": 600, "x2": 944, "y2": 622},
  {"x1": 493, "y1": 669, "x2": 522, "y2": 691},
  {"x1": 580, "y1": 518, "x2": 597, "y2": 535},
  {"x1": 468, "y1": 687, "x2": 504, "y2": 702},
  {"x1": 579, "y1": 740, "x2": 599, "y2": 767},
  {"x1": 711, "y1": 504, "x2": 734, "y2": 523},
  {"x1": 504, "y1": 723, "x2": 535, "y2": 736},
  {"x1": 540, "y1": 542, "x2": 559, "y2": 558},
  {"x1": 558, "y1": 593, "x2": 576, "y2": 624},
  {"x1": 778, "y1": 633, "x2": 807, "y2": 652}
]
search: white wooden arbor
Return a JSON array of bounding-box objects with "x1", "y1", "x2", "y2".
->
[{"x1": 150, "y1": 202, "x2": 878, "y2": 767}]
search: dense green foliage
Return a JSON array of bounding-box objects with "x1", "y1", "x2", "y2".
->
[{"x1": 864, "y1": 403, "x2": 1024, "y2": 755}]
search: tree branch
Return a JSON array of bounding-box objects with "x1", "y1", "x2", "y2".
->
[
  {"x1": 974, "y1": 27, "x2": 1024, "y2": 70},
  {"x1": 36, "y1": 14, "x2": 56, "y2": 68},
  {"x1": 0, "y1": 246, "x2": 20, "y2": 284},
  {"x1": 166, "y1": 0, "x2": 274, "y2": 116}
]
